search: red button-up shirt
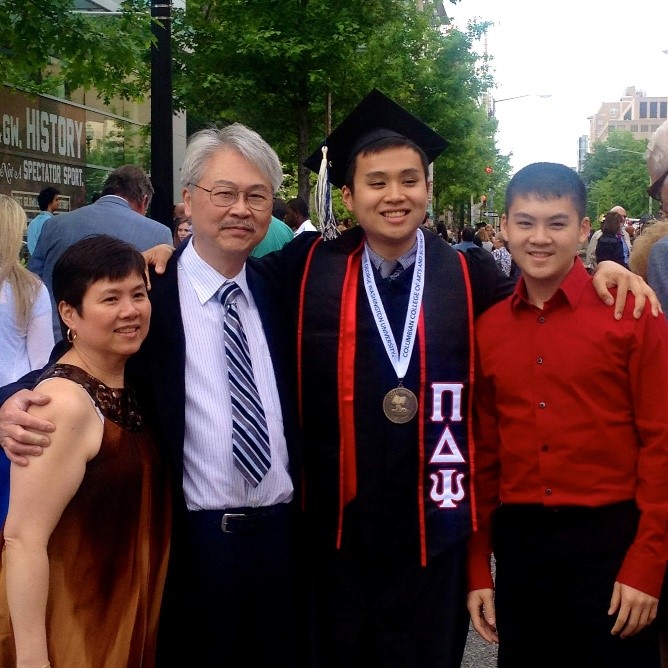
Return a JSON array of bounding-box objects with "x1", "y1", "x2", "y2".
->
[{"x1": 469, "y1": 260, "x2": 668, "y2": 597}]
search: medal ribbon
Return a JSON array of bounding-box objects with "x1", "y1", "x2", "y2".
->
[{"x1": 361, "y1": 229, "x2": 425, "y2": 384}]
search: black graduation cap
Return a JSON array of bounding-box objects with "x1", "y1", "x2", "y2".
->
[{"x1": 304, "y1": 88, "x2": 448, "y2": 190}]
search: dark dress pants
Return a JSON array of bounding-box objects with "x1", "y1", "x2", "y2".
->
[
  {"x1": 159, "y1": 503, "x2": 306, "y2": 668},
  {"x1": 493, "y1": 502, "x2": 660, "y2": 668}
]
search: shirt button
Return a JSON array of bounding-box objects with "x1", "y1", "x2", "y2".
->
[
  {"x1": 539, "y1": 401, "x2": 546, "y2": 409},
  {"x1": 545, "y1": 488, "x2": 552, "y2": 496},
  {"x1": 537, "y1": 357, "x2": 543, "y2": 364},
  {"x1": 538, "y1": 316, "x2": 546, "y2": 323}
]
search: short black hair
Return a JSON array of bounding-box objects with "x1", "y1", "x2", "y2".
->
[
  {"x1": 505, "y1": 162, "x2": 587, "y2": 220},
  {"x1": 52, "y1": 235, "x2": 147, "y2": 342},
  {"x1": 461, "y1": 226, "x2": 475, "y2": 242},
  {"x1": 272, "y1": 197, "x2": 287, "y2": 221},
  {"x1": 287, "y1": 196, "x2": 310, "y2": 219},
  {"x1": 37, "y1": 187, "x2": 60, "y2": 211}
]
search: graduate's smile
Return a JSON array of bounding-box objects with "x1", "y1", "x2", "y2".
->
[{"x1": 343, "y1": 146, "x2": 428, "y2": 259}]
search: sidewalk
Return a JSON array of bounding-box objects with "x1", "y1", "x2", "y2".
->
[{"x1": 461, "y1": 623, "x2": 498, "y2": 667}]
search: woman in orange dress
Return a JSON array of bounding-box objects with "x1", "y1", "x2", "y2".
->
[{"x1": 0, "y1": 235, "x2": 170, "y2": 668}]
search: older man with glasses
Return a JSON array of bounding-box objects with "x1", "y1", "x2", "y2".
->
[
  {"x1": 645, "y1": 119, "x2": 668, "y2": 313},
  {"x1": 0, "y1": 125, "x2": 307, "y2": 667}
]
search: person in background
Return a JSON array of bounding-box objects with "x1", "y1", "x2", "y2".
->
[
  {"x1": 475, "y1": 226, "x2": 494, "y2": 252},
  {"x1": 586, "y1": 205, "x2": 631, "y2": 271},
  {"x1": 0, "y1": 195, "x2": 54, "y2": 527},
  {"x1": 0, "y1": 196, "x2": 54, "y2": 387},
  {"x1": 285, "y1": 196, "x2": 317, "y2": 236},
  {"x1": 491, "y1": 229, "x2": 513, "y2": 278},
  {"x1": 250, "y1": 216, "x2": 294, "y2": 258},
  {"x1": 0, "y1": 235, "x2": 171, "y2": 667},
  {"x1": 629, "y1": 219, "x2": 667, "y2": 281},
  {"x1": 468, "y1": 162, "x2": 668, "y2": 667},
  {"x1": 421, "y1": 211, "x2": 436, "y2": 232},
  {"x1": 173, "y1": 219, "x2": 192, "y2": 248},
  {"x1": 29, "y1": 165, "x2": 173, "y2": 342},
  {"x1": 452, "y1": 225, "x2": 478, "y2": 251},
  {"x1": 272, "y1": 197, "x2": 288, "y2": 222},
  {"x1": 337, "y1": 217, "x2": 353, "y2": 234},
  {"x1": 596, "y1": 210, "x2": 627, "y2": 268},
  {"x1": 250, "y1": 194, "x2": 294, "y2": 258},
  {"x1": 172, "y1": 202, "x2": 192, "y2": 248},
  {"x1": 646, "y1": 119, "x2": 668, "y2": 314},
  {"x1": 26, "y1": 188, "x2": 60, "y2": 256}
]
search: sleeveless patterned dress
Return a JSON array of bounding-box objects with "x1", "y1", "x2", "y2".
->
[{"x1": 0, "y1": 364, "x2": 171, "y2": 667}]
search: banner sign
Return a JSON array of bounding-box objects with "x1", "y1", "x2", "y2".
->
[{"x1": 0, "y1": 87, "x2": 87, "y2": 212}]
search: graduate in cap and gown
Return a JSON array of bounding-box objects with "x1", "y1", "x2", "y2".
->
[{"x1": 262, "y1": 89, "x2": 514, "y2": 667}]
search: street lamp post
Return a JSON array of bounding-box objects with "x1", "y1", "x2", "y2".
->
[
  {"x1": 489, "y1": 93, "x2": 551, "y2": 118},
  {"x1": 151, "y1": 1, "x2": 174, "y2": 229},
  {"x1": 606, "y1": 146, "x2": 651, "y2": 216}
]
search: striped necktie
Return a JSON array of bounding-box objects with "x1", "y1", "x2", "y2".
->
[{"x1": 218, "y1": 282, "x2": 271, "y2": 486}]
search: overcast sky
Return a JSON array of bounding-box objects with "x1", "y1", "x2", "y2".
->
[{"x1": 446, "y1": 0, "x2": 667, "y2": 173}]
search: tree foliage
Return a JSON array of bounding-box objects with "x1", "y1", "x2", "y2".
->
[
  {"x1": 173, "y1": 0, "x2": 501, "y2": 214},
  {"x1": 1, "y1": 0, "x2": 510, "y2": 222},
  {"x1": 580, "y1": 131, "x2": 651, "y2": 224},
  {"x1": 0, "y1": 1, "x2": 154, "y2": 103}
]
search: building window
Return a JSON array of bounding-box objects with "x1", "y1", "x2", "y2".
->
[
  {"x1": 661, "y1": 101, "x2": 667, "y2": 118},
  {"x1": 641, "y1": 125, "x2": 649, "y2": 132},
  {"x1": 640, "y1": 102, "x2": 647, "y2": 118},
  {"x1": 650, "y1": 101, "x2": 658, "y2": 118},
  {"x1": 630, "y1": 125, "x2": 638, "y2": 132}
]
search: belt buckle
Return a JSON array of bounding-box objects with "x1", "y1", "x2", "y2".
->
[{"x1": 221, "y1": 513, "x2": 246, "y2": 533}]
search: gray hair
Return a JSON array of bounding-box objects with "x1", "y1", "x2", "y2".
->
[
  {"x1": 647, "y1": 119, "x2": 668, "y2": 183},
  {"x1": 180, "y1": 124, "x2": 283, "y2": 194}
]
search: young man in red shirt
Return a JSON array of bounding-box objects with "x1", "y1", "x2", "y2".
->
[{"x1": 468, "y1": 161, "x2": 668, "y2": 667}]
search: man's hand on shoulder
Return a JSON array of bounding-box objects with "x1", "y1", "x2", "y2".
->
[
  {"x1": 592, "y1": 260, "x2": 662, "y2": 319},
  {"x1": 142, "y1": 244, "x2": 175, "y2": 287},
  {"x1": 0, "y1": 390, "x2": 55, "y2": 466}
]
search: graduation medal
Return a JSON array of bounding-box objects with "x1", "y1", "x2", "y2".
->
[
  {"x1": 362, "y1": 230, "x2": 425, "y2": 424},
  {"x1": 383, "y1": 386, "x2": 419, "y2": 423}
]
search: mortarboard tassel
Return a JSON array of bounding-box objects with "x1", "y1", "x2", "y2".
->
[{"x1": 315, "y1": 145, "x2": 339, "y2": 241}]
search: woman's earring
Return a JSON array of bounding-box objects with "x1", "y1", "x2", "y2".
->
[{"x1": 66, "y1": 328, "x2": 77, "y2": 343}]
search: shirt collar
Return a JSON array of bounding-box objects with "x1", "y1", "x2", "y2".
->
[
  {"x1": 365, "y1": 239, "x2": 418, "y2": 272},
  {"x1": 510, "y1": 259, "x2": 590, "y2": 313},
  {"x1": 179, "y1": 240, "x2": 250, "y2": 305}
]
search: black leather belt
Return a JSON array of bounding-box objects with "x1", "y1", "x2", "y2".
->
[{"x1": 189, "y1": 504, "x2": 288, "y2": 534}]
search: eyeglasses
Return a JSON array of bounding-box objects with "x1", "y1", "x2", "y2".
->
[
  {"x1": 189, "y1": 182, "x2": 273, "y2": 211},
  {"x1": 647, "y1": 166, "x2": 668, "y2": 203}
]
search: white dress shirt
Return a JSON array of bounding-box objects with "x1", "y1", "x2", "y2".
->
[
  {"x1": 177, "y1": 242, "x2": 293, "y2": 510},
  {"x1": 294, "y1": 219, "x2": 318, "y2": 236}
]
